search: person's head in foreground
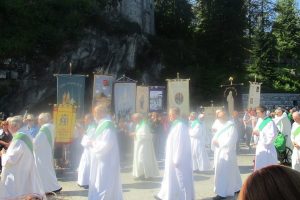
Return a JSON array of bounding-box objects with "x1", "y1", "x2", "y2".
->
[{"x1": 239, "y1": 165, "x2": 300, "y2": 200}]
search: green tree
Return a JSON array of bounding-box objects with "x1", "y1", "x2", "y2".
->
[
  {"x1": 272, "y1": 0, "x2": 300, "y2": 66},
  {"x1": 194, "y1": 0, "x2": 248, "y2": 74},
  {"x1": 154, "y1": 0, "x2": 194, "y2": 39}
]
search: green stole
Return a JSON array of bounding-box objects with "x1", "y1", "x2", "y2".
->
[
  {"x1": 214, "y1": 122, "x2": 234, "y2": 139},
  {"x1": 258, "y1": 117, "x2": 272, "y2": 131},
  {"x1": 171, "y1": 119, "x2": 181, "y2": 129},
  {"x1": 136, "y1": 120, "x2": 146, "y2": 132},
  {"x1": 292, "y1": 126, "x2": 300, "y2": 138},
  {"x1": 190, "y1": 119, "x2": 200, "y2": 128},
  {"x1": 12, "y1": 132, "x2": 33, "y2": 153},
  {"x1": 38, "y1": 125, "x2": 53, "y2": 148},
  {"x1": 86, "y1": 123, "x2": 96, "y2": 137},
  {"x1": 94, "y1": 119, "x2": 114, "y2": 138}
]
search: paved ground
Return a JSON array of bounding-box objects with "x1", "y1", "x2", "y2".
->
[{"x1": 51, "y1": 145, "x2": 255, "y2": 200}]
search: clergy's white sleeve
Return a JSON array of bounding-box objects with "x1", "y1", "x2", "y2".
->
[
  {"x1": 218, "y1": 126, "x2": 236, "y2": 148},
  {"x1": 33, "y1": 132, "x2": 44, "y2": 150},
  {"x1": 172, "y1": 124, "x2": 185, "y2": 166},
  {"x1": 2, "y1": 141, "x2": 23, "y2": 166},
  {"x1": 81, "y1": 135, "x2": 91, "y2": 147},
  {"x1": 262, "y1": 122, "x2": 277, "y2": 145},
  {"x1": 189, "y1": 124, "x2": 200, "y2": 138},
  {"x1": 91, "y1": 129, "x2": 113, "y2": 157}
]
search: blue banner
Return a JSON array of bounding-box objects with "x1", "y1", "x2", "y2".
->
[{"x1": 56, "y1": 74, "x2": 86, "y2": 118}]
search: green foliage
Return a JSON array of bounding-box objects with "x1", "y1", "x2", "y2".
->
[
  {"x1": 154, "y1": 0, "x2": 194, "y2": 39},
  {"x1": 272, "y1": 0, "x2": 300, "y2": 65},
  {"x1": 0, "y1": 0, "x2": 107, "y2": 59}
]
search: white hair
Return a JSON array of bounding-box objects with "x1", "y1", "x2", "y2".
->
[
  {"x1": 38, "y1": 113, "x2": 51, "y2": 123},
  {"x1": 8, "y1": 115, "x2": 23, "y2": 129}
]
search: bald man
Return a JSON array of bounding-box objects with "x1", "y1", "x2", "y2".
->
[{"x1": 291, "y1": 112, "x2": 300, "y2": 171}]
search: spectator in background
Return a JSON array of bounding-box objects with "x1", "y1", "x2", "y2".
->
[
  {"x1": 150, "y1": 112, "x2": 164, "y2": 160},
  {"x1": 243, "y1": 108, "x2": 252, "y2": 149},
  {"x1": 21, "y1": 114, "x2": 39, "y2": 138},
  {"x1": 0, "y1": 120, "x2": 12, "y2": 173},
  {"x1": 232, "y1": 111, "x2": 244, "y2": 153},
  {"x1": 239, "y1": 165, "x2": 300, "y2": 200}
]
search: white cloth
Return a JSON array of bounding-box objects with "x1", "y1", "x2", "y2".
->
[
  {"x1": 211, "y1": 121, "x2": 242, "y2": 197},
  {"x1": 291, "y1": 122, "x2": 300, "y2": 171},
  {"x1": 88, "y1": 119, "x2": 123, "y2": 200},
  {"x1": 132, "y1": 121, "x2": 159, "y2": 178},
  {"x1": 254, "y1": 117, "x2": 278, "y2": 170},
  {"x1": 211, "y1": 119, "x2": 222, "y2": 168},
  {"x1": 77, "y1": 124, "x2": 96, "y2": 186},
  {"x1": 0, "y1": 132, "x2": 45, "y2": 198},
  {"x1": 157, "y1": 120, "x2": 194, "y2": 200},
  {"x1": 189, "y1": 120, "x2": 211, "y2": 171},
  {"x1": 33, "y1": 123, "x2": 61, "y2": 193},
  {"x1": 274, "y1": 115, "x2": 292, "y2": 149}
]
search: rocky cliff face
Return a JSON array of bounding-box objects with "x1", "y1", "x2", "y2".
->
[{"x1": 0, "y1": 29, "x2": 163, "y2": 115}]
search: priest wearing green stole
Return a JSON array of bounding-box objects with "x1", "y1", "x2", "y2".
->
[
  {"x1": 34, "y1": 113, "x2": 61, "y2": 194},
  {"x1": 211, "y1": 111, "x2": 241, "y2": 200},
  {"x1": 155, "y1": 107, "x2": 194, "y2": 200},
  {"x1": 131, "y1": 113, "x2": 159, "y2": 179},
  {"x1": 88, "y1": 104, "x2": 123, "y2": 200},
  {"x1": 0, "y1": 116, "x2": 45, "y2": 199},
  {"x1": 291, "y1": 112, "x2": 300, "y2": 171},
  {"x1": 252, "y1": 105, "x2": 277, "y2": 171}
]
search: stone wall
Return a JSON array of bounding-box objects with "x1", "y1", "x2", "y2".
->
[
  {"x1": 120, "y1": 0, "x2": 155, "y2": 34},
  {"x1": 242, "y1": 93, "x2": 300, "y2": 110}
]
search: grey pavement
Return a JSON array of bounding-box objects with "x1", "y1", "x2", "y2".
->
[{"x1": 51, "y1": 144, "x2": 255, "y2": 200}]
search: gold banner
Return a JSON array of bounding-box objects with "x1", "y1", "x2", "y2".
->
[{"x1": 53, "y1": 104, "x2": 76, "y2": 143}]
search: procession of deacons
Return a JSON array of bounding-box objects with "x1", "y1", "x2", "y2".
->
[{"x1": 1, "y1": 104, "x2": 300, "y2": 200}]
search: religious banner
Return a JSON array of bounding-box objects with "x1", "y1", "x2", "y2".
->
[
  {"x1": 56, "y1": 74, "x2": 86, "y2": 118},
  {"x1": 248, "y1": 81, "x2": 262, "y2": 109},
  {"x1": 167, "y1": 79, "x2": 190, "y2": 117},
  {"x1": 93, "y1": 75, "x2": 115, "y2": 107},
  {"x1": 149, "y1": 86, "x2": 165, "y2": 112},
  {"x1": 136, "y1": 86, "x2": 149, "y2": 114},
  {"x1": 53, "y1": 104, "x2": 76, "y2": 143},
  {"x1": 114, "y1": 82, "x2": 137, "y2": 121}
]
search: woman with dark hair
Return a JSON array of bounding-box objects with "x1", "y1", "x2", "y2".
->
[{"x1": 239, "y1": 165, "x2": 300, "y2": 200}]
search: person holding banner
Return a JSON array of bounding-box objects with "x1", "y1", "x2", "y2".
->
[
  {"x1": 155, "y1": 107, "x2": 194, "y2": 200},
  {"x1": 88, "y1": 104, "x2": 123, "y2": 200},
  {"x1": 211, "y1": 111, "x2": 242, "y2": 200},
  {"x1": 291, "y1": 112, "x2": 300, "y2": 171},
  {"x1": 0, "y1": 116, "x2": 45, "y2": 199},
  {"x1": 34, "y1": 113, "x2": 62, "y2": 194},
  {"x1": 252, "y1": 105, "x2": 278, "y2": 171},
  {"x1": 188, "y1": 112, "x2": 211, "y2": 172},
  {"x1": 131, "y1": 113, "x2": 159, "y2": 180}
]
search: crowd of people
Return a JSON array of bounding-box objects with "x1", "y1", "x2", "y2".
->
[{"x1": 1, "y1": 104, "x2": 300, "y2": 200}]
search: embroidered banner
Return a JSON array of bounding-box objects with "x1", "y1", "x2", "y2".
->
[
  {"x1": 93, "y1": 75, "x2": 115, "y2": 107},
  {"x1": 56, "y1": 74, "x2": 86, "y2": 118},
  {"x1": 114, "y1": 82, "x2": 137, "y2": 121},
  {"x1": 149, "y1": 86, "x2": 165, "y2": 112},
  {"x1": 136, "y1": 86, "x2": 149, "y2": 114},
  {"x1": 248, "y1": 82, "x2": 262, "y2": 109},
  {"x1": 53, "y1": 104, "x2": 76, "y2": 143},
  {"x1": 167, "y1": 79, "x2": 190, "y2": 117}
]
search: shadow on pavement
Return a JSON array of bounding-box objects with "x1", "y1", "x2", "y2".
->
[
  {"x1": 193, "y1": 175, "x2": 210, "y2": 182},
  {"x1": 239, "y1": 165, "x2": 253, "y2": 174},
  {"x1": 122, "y1": 182, "x2": 161, "y2": 189}
]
